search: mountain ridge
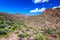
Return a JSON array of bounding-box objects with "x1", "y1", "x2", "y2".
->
[{"x1": 0, "y1": 8, "x2": 60, "y2": 29}]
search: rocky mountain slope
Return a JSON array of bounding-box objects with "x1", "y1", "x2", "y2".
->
[
  {"x1": 25, "y1": 8, "x2": 60, "y2": 29},
  {"x1": 0, "y1": 8, "x2": 60, "y2": 40}
]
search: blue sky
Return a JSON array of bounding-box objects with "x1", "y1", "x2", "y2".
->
[{"x1": 0, "y1": 0, "x2": 60, "y2": 15}]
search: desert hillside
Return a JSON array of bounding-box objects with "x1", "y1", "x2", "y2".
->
[
  {"x1": 0, "y1": 8, "x2": 60, "y2": 40},
  {"x1": 25, "y1": 8, "x2": 60, "y2": 29}
]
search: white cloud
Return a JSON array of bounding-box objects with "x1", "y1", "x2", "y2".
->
[
  {"x1": 30, "y1": 8, "x2": 46, "y2": 13},
  {"x1": 33, "y1": 0, "x2": 49, "y2": 3},
  {"x1": 42, "y1": 0, "x2": 49, "y2": 2},
  {"x1": 52, "y1": 5, "x2": 60, "y2": 9},
  {"x1": 34, "y1": 0, "x2": 41, "y2": 3}
]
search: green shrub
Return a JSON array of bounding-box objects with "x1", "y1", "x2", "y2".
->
[
  {"x1": 34, "y1": 33, "x2": 46, "y2": 40},
  {"x1": 18, "y1": 33, "x2": 29, "y2": 37},
  {"x1": 0, "y1": 21, "x2": 8, "y2": 28},
  {"x1": 11, "y1": 26, "x2": 17, "y2": 30},
  {"x1": 0, "y1": 25, "x2": 5, "y2": 28},
  {"x1": 0, "y1": 30, "x2": 7, "y2": 35},
  {"x1": 43, "y1": 28, "x2": 56, "y2": 35},
  {"x1": 0, "y1": 21, "x2": 4, "y2": 24},
  {"x1": 9, "y1": 24, "x2": 18, "y2": 30},
  {"x1": 56, "y1": 30, "x2": 60, "y2": 38}
]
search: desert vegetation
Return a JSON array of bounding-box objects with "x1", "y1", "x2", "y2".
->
[{"x1": 0, "y1": 8, "x2": 60, "y2": 40}]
